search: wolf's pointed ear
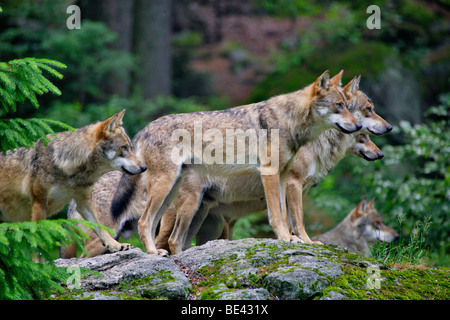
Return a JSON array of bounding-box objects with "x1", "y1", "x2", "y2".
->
[
  {"x1": 116, "y1": 109, "x2": 126, "y2": 127},
  {"x1": 343, "y1": 76, "x2": 359, "y2": 96},
  {"x1": 330, "y1": 70, "x2": 344, "y2": 86},
  {"x1": 107, "y1": 113, "x2": 119, "y2": 132},
  {"x1": 360, "y1": 198, "x2": 367, "y2": 210},
  {"x1": 313, "y1": 70, "x2": 330, "y2": 96},
  {"x1": 355, "y1": 75, "x2": 361, "y2": 89},
  {"x1": 96, "y1": 113, "x2": 119, "y2": 140},
  {"x1": 351, "y1": 200, "x2": 365, "y2": 222},
  {"x1": 368, "y1": 198, "x2": 375, "y2": 208}
]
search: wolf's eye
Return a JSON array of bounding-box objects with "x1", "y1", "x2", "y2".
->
[
  {"x1": 336, "y1": 102, "x2": 344, "y2": 110},
  {"x1": 366, "y1": 107, "x2": 372, "y2": 114},
  {"x1": 121, "y1": 145, "x2": 129, "y2": 152}
]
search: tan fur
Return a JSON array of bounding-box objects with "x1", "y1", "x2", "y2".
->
[{"x1": 0, "y1": 110, "x2": 146, "y2": 254}]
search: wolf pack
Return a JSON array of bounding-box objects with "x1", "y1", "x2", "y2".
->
[{"x1": 0, "y1": 70, "x2": 399, "y2": 259}]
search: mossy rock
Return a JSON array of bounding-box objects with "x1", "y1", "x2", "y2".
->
[{"x1": 54, "y1": 239, "x2": 449, "y2": 300}]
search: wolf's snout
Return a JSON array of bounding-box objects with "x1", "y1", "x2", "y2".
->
[
  {"x1": 377, "y1": 152, "x2": 384, "y2": 159},
  {"x1": 386, "y1": 124, "x2": 393, "y2": 133},
  {"x1": 335, "y1": 122, "x2": 361, "y2": 134},
  {"x1": 121, "y1": 164, "x2": 147, "y2": 175}
]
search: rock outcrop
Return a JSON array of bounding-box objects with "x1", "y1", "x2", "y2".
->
[{"x1": 53, "y1": 238, "x2": 448, "y2": 300}]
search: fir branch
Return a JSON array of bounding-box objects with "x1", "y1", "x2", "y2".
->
[
  {"x1": 0, "y1": 117, "x2": 74, "y2": 152},
  {"x1": 0, "y1": 219, "x2": 110, "y2": 300},
  {"x1": 0, "y1": 57, "x2": 66, "y2": 112}
]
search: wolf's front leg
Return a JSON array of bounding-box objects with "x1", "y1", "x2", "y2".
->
[
  {"x1": 31, "y1": 199, "x2": 48, "y2": 221},
  {"x1": 260, "y1": 172, "x2": 300, "y2": 242},
  {"x1": 285, "y1": 176, "x2": 322, "y2": 245},
  {"x1": 75, "y1": 196, "x2": 132, "y2": 253}
]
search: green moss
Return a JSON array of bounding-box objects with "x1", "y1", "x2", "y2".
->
[
  {"x1": 197, "y1": 284, "x2": 231, "y2": 300},
  {"x1": 322, "y1": 264, "x2": 450, "y2": 300},
  {"x1": 115, "y1": 270, "x2": 181, "y2": 300}
]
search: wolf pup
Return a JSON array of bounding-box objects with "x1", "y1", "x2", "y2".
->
[
  {"x1": 126, "y1": 70, "x2": 360, "y2": 254},
  {"x1": 0, "y1": 110, "x2": 146, "y2": 253},
  {"x1": 313, "y1": 199, "x2": 399, "y2": 255}
]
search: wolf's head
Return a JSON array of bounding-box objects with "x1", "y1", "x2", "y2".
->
[
  {"x1": 342, "y1": 76, "x2": 393, "y2": 136},
  {"x1": 350, "y1": 199, "x2": 399, "y2": 243},
  {"x1": 349, "y1": 133, "x2": 384, "y2": 161},
  {"x1": 311, "y1": 70, "x2": 361, "y2": 134},
  {"x1": 96, "y1": 110, "x2": 147, "y2": 175}
]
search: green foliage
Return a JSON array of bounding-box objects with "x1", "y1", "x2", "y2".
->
[
  {"x1": 0, "y1": 4, "x2": 135, "y2": 104},
  {"x1": 0, "y1": 219, "x2": 102, "y2": 300},
  {"x1": 0, "y1": 58, "x2": 65, "y2": 111},
  {"x1": 0, "y1": 57, "x2": 73, "y2": 152},
  {"x1": 172, "y1": 31, "x2": 213, "y2": 98},
  {"x1": 371, "y1": 215, "x2": 431, "y2": 265},
  {"x1": 253, "y1": 0, "x2": 321, "y2": 17},
  {"x1": 38, "y1": 94, "x2": 216, "y2": 138},
  {"x1": 40, "y1": 21, "x2": 135, "y2": 102}
]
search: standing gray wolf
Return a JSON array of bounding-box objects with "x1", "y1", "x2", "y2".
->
[
  {"x1": 313, "y1": 199, "x2": 399, "y2": 255},
  {"x1": 110, "y1": 70, "x2": 360, "y2": 255},
  {"x1": 0, "y1": 110, "x2": 146, "y2": 253},
  {"x1": 155, "y1": 72, "x2": 392, "y2": 253}
]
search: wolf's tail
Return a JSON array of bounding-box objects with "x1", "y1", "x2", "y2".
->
[{"x1": 110, "y1": 173, "x2": 140, "y2": 221}]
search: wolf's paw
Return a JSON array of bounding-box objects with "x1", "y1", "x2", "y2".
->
[
  {"x1": 106, "y1": 242, "x2": 133, "y2": 253},
  {"x1": 299, "y1": 238, "x2": 323, "y2": 245},
  {"x1": 157, "y1": 249, "x2": 169, "y2": 256},
  {"x1": 147, "y1": 248, "x2": 169, "y2": 256},
  {"x1": 118, "y1": 242, "x2": 133, "y2": 251},
  {"x1": 281, "y1": 235, "x2": 305, "y2": 244}
]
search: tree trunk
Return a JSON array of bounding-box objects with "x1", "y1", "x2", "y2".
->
[
  {"x1": 132, "y1": 0, "x2": 172, "y2": 99},
  {"x1": 81, "y1": 0, "x2": 134, "y2": 98},
  {"x1": 101, "y1": 0, "x2": 134, "y2": 97}
]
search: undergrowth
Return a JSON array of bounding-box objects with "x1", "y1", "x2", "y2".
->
[{"x1": 0, "y1": 219, "x2": 107, "y2": 299}]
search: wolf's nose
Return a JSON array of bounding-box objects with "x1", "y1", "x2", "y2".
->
[
  {"x1": 355, "y1": 123, "x2": 362, "y2": 131},
  {"x1": 377, "y1": 152, "x2": 384, "y2": 159},
  {"x1": 386, "y1": 124, "x2": 393, "y2": 132},
  {"x1": 140, "y1": 165, "x2": 147, "y2": 172}
]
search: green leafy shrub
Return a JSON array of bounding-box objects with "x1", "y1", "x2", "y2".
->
[{"x1": 40, "y1": 21, "x2": 135, "y2": 102}]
